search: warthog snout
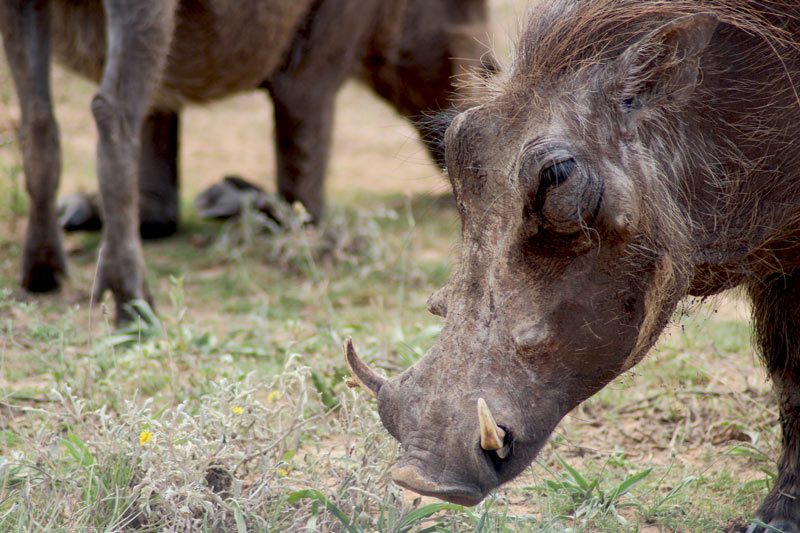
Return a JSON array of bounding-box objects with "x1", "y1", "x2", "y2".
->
[{"x1": 345, "y1": 339, "x2": 548, "y2": 505}]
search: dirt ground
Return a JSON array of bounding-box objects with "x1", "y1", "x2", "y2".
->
[
  {"x1": 0, "y1": 1, "x2": 783, "y2": 531},
  {"x1": 0, "y1": 0, "x2": 528, "y2": 201}
]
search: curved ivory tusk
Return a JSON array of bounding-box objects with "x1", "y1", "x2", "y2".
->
[
  {"x1": 343, "y1": 338, "x2": 386, "y2": 398},
  {"x1": 478, "y1": 397, "x2": 507, "y2": 454}
]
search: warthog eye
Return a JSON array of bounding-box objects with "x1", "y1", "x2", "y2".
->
[
  {"x1": 539, "y1": 158, "x2": 576, "y2": 190},
  {"x1": 529, "y1": 156, "x2": 578, "y2": 215},
  {"x1": 524, "y1": 155, "x2": 602, "y2": 237}
]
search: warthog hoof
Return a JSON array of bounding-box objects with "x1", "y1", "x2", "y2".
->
[
  {"x1": 59, "y1": 193, "x2": 178, "y2": 239},
  {"x1": 58, "y1": 193, "x2": 102, "y2": 232},
  {"x1": 140, "y1": 220, "x2": 178, "y2": 240},
  {"x1": 746, "y1": 519, "x2": 799, "y2": 533},
  {"x1": 194, "y1": 175, "x2": 294, "y2": 228},
  {"x1": 22, "y1": 234, "x2": 67, "y2": 293},
  {"x1": 194, "y1": 175, "x2": 270, "y2": 219},
  {"x1": 22, "y1": 263, "x2": 63, "y2": 293}
]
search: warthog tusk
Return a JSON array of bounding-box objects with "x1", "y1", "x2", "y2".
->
[
  {"x1": 478, "y1": 398, "x2": 508, "y2": 457},
  {"x1": 343, "y1": 338, "x2": 386, "y2": 398}
]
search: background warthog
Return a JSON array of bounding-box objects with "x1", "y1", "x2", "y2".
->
[
  {"x1": 347, "y1": 1, "x2": 800, "y2": 530},
  {"x1": 0, "y1": 0, "x2": 494, "y2": 323}
]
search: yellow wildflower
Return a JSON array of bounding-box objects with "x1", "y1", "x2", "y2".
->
[
  {"x1": 232, "y1": 406, "x2": 243, "y2": 414},
  {"x1": 139, "y1": 430, "x2": 153, "y2": 446},
  {"x1": 292, "y1": 202, "x2": 308, "y2": 217},
  {"x1": 267, "y1": 391, "x2": 281, "y2": 403},
  {"x1": 276, "y1": 468, "x2": 289, "y2": 477}
]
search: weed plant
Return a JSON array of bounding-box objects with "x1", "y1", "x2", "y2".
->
[{"x1": 0, "y1": 61, "x2": 783, "y2": 533}]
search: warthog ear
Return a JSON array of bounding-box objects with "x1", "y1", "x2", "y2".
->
[{"x1": 615, "y1": 13, "x2": 718, "y2": 114}]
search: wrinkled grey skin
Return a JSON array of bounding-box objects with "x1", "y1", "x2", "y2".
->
[
  {"x1": 348, "y1": 1, "x2": 800, "y2": 530},
  {"x1": 0, "y1": 0, "x2": 493, "y2": 322}
]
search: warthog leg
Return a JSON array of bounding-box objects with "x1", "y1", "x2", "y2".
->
[
  {"x1": 747, "y1": 273, "x2": 800, "y2": 533},
  {"x1": 59, "y1": 109, "x2": 180, "y2": 239},
  {"x1": 266, "y1": 78, "x2": 336, "y2": 225},
  {"x1": 90, "y1": 0, "x2": 177, "y2": 323},
  {"x1": 0, "y1": 0, "x2": 67, "y2": 293},
  {"x1": 265, "y1": 0, "x2": 372, "y2": 223},
  {"x1": 138, "y1": 109, "x2": 180, "y2": 239}
]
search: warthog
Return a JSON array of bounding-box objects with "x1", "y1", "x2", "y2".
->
[
  {"x1": 346, "y1": 0, "x2": 800, "y2": 530},
  {"x1": 0, "y1": 0, "x2": 493, "y2": 322}
]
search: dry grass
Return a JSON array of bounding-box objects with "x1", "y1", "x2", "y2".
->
[{"x1": 0, "y1": 1, "x2": 783, "y2": 531}]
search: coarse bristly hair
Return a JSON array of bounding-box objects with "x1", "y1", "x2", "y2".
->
[
  {"x1": 459, "y1": 0, "x2": 800, "y2": 360},
  {"x1": 500, "y1": 0, "x2": 800, "y2": 268},
  {"x1": 515, "y1": 0, "x2": 798, "y2": 81}
]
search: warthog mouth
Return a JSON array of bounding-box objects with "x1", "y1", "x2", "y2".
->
[
  {"x1": 390, "y1": 464, "x2": 484, "y2": 506},
  {"x1": 344, "y1": 338, "x2": 523, "y2": 504}
]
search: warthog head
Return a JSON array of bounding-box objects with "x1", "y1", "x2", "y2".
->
[{"x1": 348, "y1": 0, "x2": 734, "y2": 505}]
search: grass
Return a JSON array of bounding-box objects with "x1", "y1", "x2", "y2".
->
[
  {"x1": 0, "y1": 186, "x2": 780, "y2": 531},
  {"x1": 0, "y1": 2, "x2": 784, "y2": 528}
]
